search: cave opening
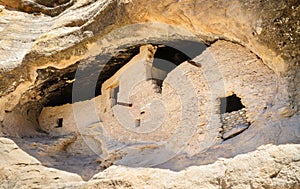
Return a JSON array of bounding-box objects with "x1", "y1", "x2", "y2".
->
[
  {"x1": 220, "y1": 94, "x2": 245, "y2": 114},
  {"x1": 153, "y1": 45, "x2": 190, "y2": 69},
  {"x1": 152, "y1": 40, "x2": 207, "y2": 76},
  {"x1": 46, "y1": 86, "x2": 73, "y2": 107},
  {"x1": 42, "y1": 40, "x2": 207, "y2": 108}
]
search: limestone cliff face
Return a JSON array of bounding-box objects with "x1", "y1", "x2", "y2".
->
[{"x1": 0, "y1": 0, "x2": 299, "y2": 188}]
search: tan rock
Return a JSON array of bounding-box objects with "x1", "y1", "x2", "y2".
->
[
  {"x1": 0, "y1": 137, "x2": 84, "y2": 188},
  {"x1": 1, "y1": 137, "x2": 299, "y2": 188},
  {"x1": 85, "y1": 144, "x2": 300, "y2": 189},
  {"x1": 0, "y1": 0, "x2": 299, "y2": 188}
]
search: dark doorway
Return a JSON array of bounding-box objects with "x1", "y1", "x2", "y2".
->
[
  {"x1": 220, "y1": 94, "x2": 245, "y2": 114},
  {"x1": 56, "y1": 118, "x2": 63, "y2": 128}
]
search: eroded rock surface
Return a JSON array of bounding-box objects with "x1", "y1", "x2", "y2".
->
[
  {"x1": 1, "y1": 137, "x2": 299, "y2": 188},
  {"x1": 0, "y1": 137, "x2": 84, "y2": 188},
  {"x1": 0, "y1": 0, "x2": 299, "y2": 188},
  {"x1": 87, "y1": 144, "x2": 300, "y2": 189}
]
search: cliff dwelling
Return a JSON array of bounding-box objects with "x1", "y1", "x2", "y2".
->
[
  {"x1": 36, "y1": 40, "x2": 279, "y2": 170},
  {"x1": 0, "y1": 0, "x2": 299, "y2": 187}
]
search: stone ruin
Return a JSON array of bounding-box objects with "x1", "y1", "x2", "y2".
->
[
  {"x1": 37, "y1": 41, "x2": 279, "y2": 169},
  {"x1": 0, "y1": 0, "x2": 299, "y2": 187}
]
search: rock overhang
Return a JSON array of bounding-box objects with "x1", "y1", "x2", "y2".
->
[{"x1": 0, "y1": 0, "x2": 299, "y2": 186}]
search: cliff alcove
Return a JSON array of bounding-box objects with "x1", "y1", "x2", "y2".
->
[{"x1": 0, "y1": 0, "x2": 299, "y2": 188}]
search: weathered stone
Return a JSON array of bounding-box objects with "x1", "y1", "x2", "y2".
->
[
  {"x1": 222, "y1": 124, "x2": 249, "y2": 140},
  {"x1": 34, "y1": 40, "x2": 298, "y2": 170},
  {"x1": 85, "y1": 144, "x2": 300, "y2": 189},
  {"x1": 0, "y1": 137, "x2": 84, "y2": 188},
  {"x1": 0, "y1": 137, "x2": 299, "y2": 188},
  {"x1": 0, "y1": 0, "x2": 299, "y2": 188}
]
